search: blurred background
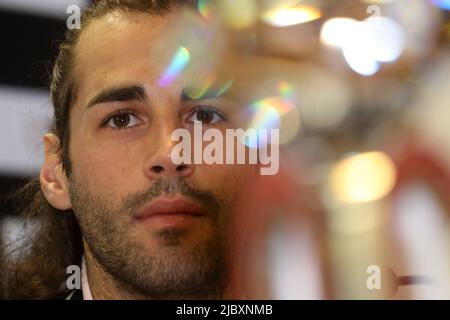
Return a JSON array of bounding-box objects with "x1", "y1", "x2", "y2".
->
[
  {"x1": 0, "y1": 0, "x2": 449, "y2": 299},
  {"x1": 0, "y1": 1, "x2": 89, "y2": 294}
]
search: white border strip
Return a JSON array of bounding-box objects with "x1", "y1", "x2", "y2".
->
[
  {"x1": 0, "y1": 85, "x2": 52, "y2": 177},
  {"x1": 0, "y1": 0, "x2": 87, "y2": 18}
]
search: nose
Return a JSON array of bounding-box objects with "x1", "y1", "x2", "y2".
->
[
  {"x1": 149, "y1": 161, "x2": 193, "y2": 177},
  {"x1": 143, "y1": 123, "x2": 194, "y2": 180}
]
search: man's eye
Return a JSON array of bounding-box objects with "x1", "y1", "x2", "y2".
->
[
  {"x1": 188, "y1": 106, "x2": 227, "y2": 124},
  {"x1": 104, "y1": 111, "x2": 141, "y2": 129}
]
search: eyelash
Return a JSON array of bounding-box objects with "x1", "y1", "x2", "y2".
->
[
  {"x1": 101, "y1": 109, "x2": 140, "y2": 130},
  {"x1": 101, "y1": 105, "x2": 228, "y2": 131},
  {"x1": 188, "y1": 105, "x2": 228, "y2": 124}
]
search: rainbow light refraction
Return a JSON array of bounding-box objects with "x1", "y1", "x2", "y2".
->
[
  {"x1": 198, "y1": 0, "x2": 214, "y2": 20},
  {"x1": 249, "y1": 99, "x2": 281, "y2": 130},
  {"x1": 187, "y1": 75, "x2": 233, "y2": 100},
  {"x1": 431, "y1": 0, "x2": 450, "y2": 10},
  {"x1": 278, "y1": 81, "x2": 294, "y2": 99},
  {"x1": 245, "y1": 96, "x2": 295, "y2": 148},
  {"x1": 158, "y1": 46, "x2": 191, "y2": 87}
]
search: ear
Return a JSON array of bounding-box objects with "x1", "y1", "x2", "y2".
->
[{"x1": 40, "y1": 133, "x2": 72, "y2": 210}]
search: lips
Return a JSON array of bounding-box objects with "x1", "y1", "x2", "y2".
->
[{"x1": 134, "y1": 197, "x2": 205, "y2": 220}]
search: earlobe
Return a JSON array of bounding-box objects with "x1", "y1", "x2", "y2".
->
[{"x1": 40, "y1": 133, "x2": 72, "y2": 211}]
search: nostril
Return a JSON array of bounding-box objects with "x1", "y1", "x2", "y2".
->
[
  {"x1": 147, "y1": 163, "x2": 193, "y2": 177},
  {"x1": 151, "y1": 165, "x2": 164, "y2": 173},
  {"x1": 176, "y1": 164, "x2": 188, "y2": 172}
]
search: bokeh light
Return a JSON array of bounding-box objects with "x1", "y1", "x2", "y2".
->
[
  {"x1": 295, "y1": 64, "x2": 353, "y2": 130},
  {"x1": 320, "y1": 18, "x2": 358, "y2": 48},
  {"x1": 365, "y1": 17, "x2": 405, "y2": 63},
  {"x1": 261, "y1": 4, "x2": 322, "y2": 27},
  {"x1": 321, "y1": 16, "x2": 405, "y2": 76},
  {"x1": 329, "y1": 151, "x2": 397, "y2": 204},
  {"x1": 341, "y1": 25, "x2": 381, "y2": 76},
  {"x1": 217, "y1": 0, "x2": 259, "y2": 29}
]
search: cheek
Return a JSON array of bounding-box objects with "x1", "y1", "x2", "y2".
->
[{"x1": 69, "y1": 138, "x2": 142, "y2": 193}]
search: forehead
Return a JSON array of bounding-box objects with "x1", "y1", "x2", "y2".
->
[{"x1": 72, "y1": 11, "x2": 181, "y2": 102}]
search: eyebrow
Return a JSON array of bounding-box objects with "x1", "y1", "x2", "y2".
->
[
  {"x1": 181, "y1": 87, "x2": 231, "y2": 102},
  {"x1": 86, "y1": 85, "x2": 146, "y2": 109},
  {"x1": 181, "y1": 88, "x2": 198, "y2": 102}
]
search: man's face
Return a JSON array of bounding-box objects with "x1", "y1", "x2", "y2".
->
[{"x1": 65, "y1": 10, "x2": 256, "y2": 298}]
